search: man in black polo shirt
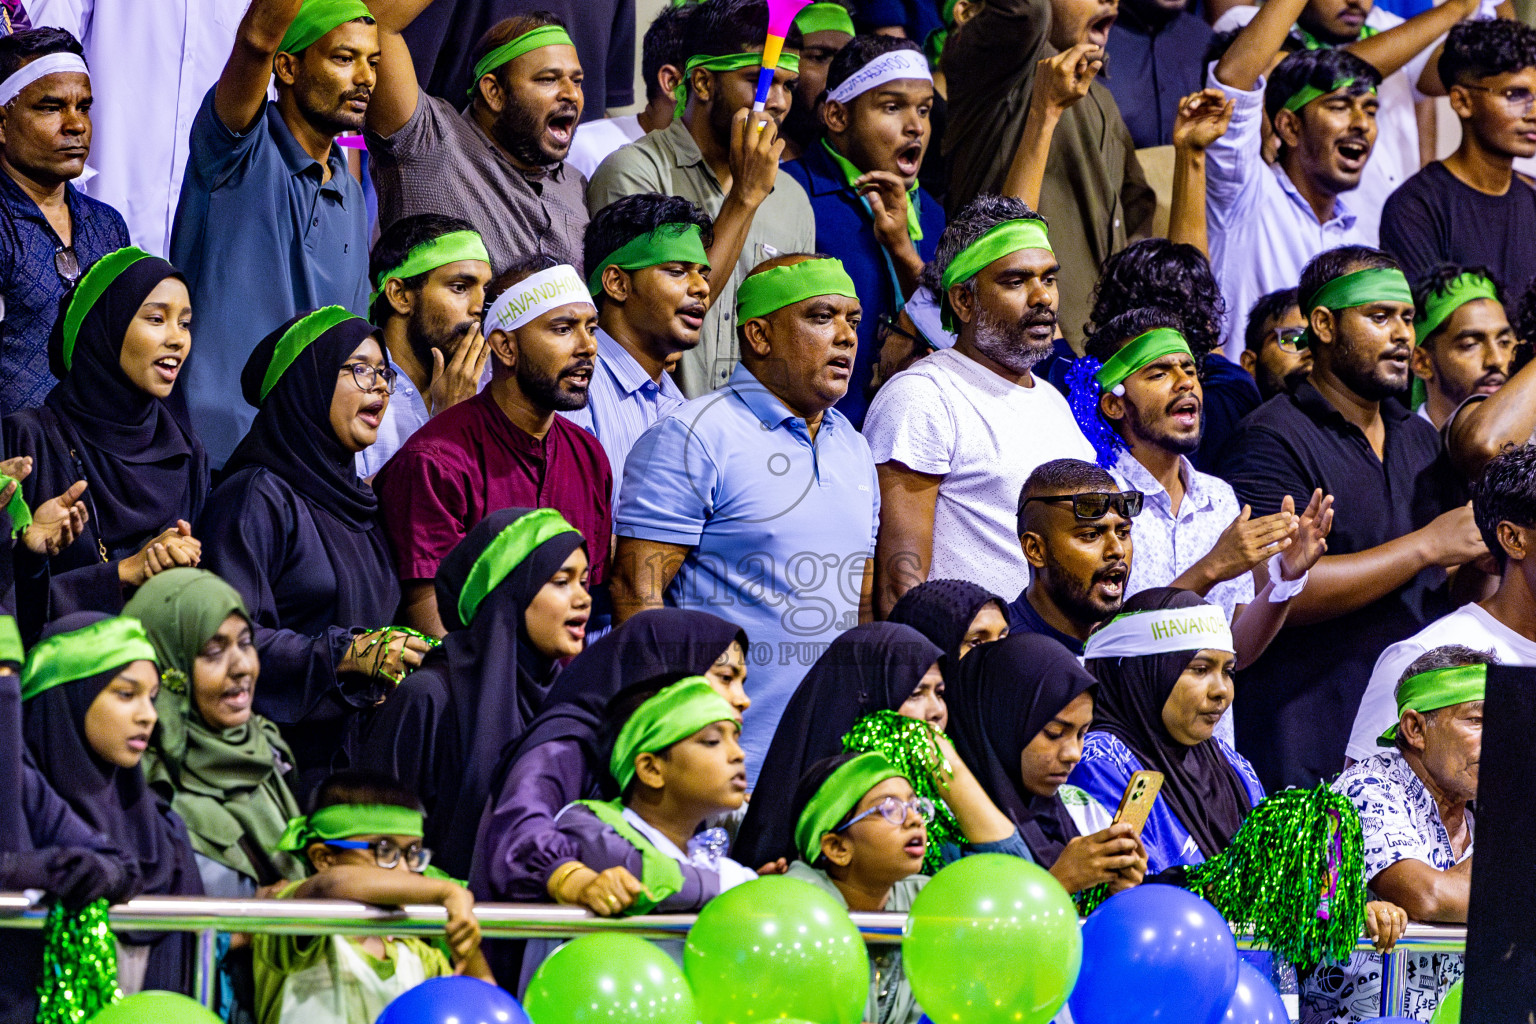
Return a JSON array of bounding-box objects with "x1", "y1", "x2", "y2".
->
[
  {"x1": 1006, "y1": 458, "x2": 1139, "y2": 656},
  {"x1": 1215, "y1": 245, "x2": 1487, "y2": 792}
]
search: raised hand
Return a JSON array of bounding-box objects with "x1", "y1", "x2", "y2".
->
[
  {"x1": 728, "y1": 107, "x2": 785, "y2": 209},
  {"x1": 1032, "y1": 43, "x2": 1104, "y2": 117},
  {"x1": 1172, "y1": 88, "x2": 1235, "y2": 153},
  {"x1": 1278, "y1": 489, "x2": 1334, "y2": 579}
]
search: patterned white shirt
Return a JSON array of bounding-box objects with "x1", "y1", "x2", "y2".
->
[{"x1": 1301, "y1": 750, "x2": 1469, "y2": 1023}]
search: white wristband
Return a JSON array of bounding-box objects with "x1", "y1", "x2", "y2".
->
[{"x1": 1266, "y1": 551, "x2": 1308, "y2": 603}]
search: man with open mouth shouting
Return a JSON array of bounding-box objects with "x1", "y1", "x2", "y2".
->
[
  {"x1": 782, "y1": 34, "x2": 945, "y2": 428},
  {"x1": 365, "y1": 3, "x2": 589, "y2": 271}
]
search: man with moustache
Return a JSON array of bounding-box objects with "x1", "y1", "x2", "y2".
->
[
  {"x1": 1408, "y1": 266, "x2": 1516, "y2": 431},
  {"x1": 1216, "y1": 245, "x2": 1488, "y2": 791},
  {"x1": 358, "y1": 214, "x2": 494, "y2": 477},
  {"x1": 610, "y1": 254, "x2": 877, "y2": 777},
  {"x1": 1240, "y1": 288, "x2": 1313, "y2": 401},
  {"x1": 1006, "y1": 458, "x2": 1137, "y2": 655},
  {"x1": 563, "y1": 193, "x2": 712, "y2": 503},
  {"x1": 865, "y1": 195, "x2": 1094, "y2": 617},
  {"x1": 782, "y1": 35, "x2": 944, "y2": 426},
  {"x1": 365, "y1": 1, "x2": 588, "y2": 268},
  {"x1": 376, "y1": 260, "x2": 611, "y2": 637},
  {"x1": 172, "y1": 0, "x2": 375, "y2": 466}
]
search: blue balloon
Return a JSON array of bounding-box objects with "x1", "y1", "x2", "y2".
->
[
  {"x1": 377, "y1": 976, "x2": 532, "y2": 1024},
  {"x1": 1069, "y1": 884, "x2": 1239, "y2": 1024},
  {"x1": 1223, "y1": 961, "x2": 1288, "y2": 1024}
]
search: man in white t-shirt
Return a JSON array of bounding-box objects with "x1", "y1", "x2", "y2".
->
[
  {"x1": 1346, "y1": 443, "x2": 1536, "y2": 762},
  {"x1": 864, "y1": 195, "x2": 1094, "y2": 614}
]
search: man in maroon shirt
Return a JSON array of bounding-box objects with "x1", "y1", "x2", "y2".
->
[{"x1": 376, "y1": 258, "x2": 612, "y2": 636}]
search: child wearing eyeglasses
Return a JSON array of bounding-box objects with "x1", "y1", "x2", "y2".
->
[
  {"x1": 787, "y1": 752, "x2": 931, "y2": 1024},
  {"x1": 253, "y1": 769, "x2": 492, "y2": 1024}
]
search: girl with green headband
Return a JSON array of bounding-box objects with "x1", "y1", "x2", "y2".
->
[
  {"x1": 3, "y1": 246, "x2": 207, "y2": 641},
  {"x1": 21, "y1": 613, "x2": 204, "y2": 995},
  {"x1": 198, "y1": 310, "x2": 428, "y2": 797},
  {"x1": 256, "y1": 769, "x2": 492, "y2": 1024},
  {"x1": 788, "y1": 751, "x2": 930, "y2": 1024}
]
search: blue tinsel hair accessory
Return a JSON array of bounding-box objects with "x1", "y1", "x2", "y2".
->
[{"x1": 1065, "y1": 355, "x2": 1126, "y2": 470}]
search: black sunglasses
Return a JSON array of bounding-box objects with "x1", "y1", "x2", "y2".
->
[{"x1": 1021, "y1": 490, "x2": 1144, "y2": 520}]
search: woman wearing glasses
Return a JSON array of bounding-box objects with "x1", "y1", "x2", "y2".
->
[
  {"x1": 197, "y1": 309, "x2": 429, "y2": 798},
  {"x1": 3, "y1": 246, "x2": 207, "y2": 641}
]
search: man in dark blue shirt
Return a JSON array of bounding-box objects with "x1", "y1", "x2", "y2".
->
[
  {"x1": 1103, "y1": 0, "x2": 1212, "y2": 148},
  {"x1": 1007, "y1": 458, "x2": 1140, "y2": 656},
  {"x1": 0, "y1": 27, "x2": 128, "y2": 416},
  {"x1": 781, "y1": 34, "x2": 944, "y2": 426}
]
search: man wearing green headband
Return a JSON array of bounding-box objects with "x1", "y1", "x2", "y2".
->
[
  {"x1": 256, "y1": 768, "x2": 493, "y2": 1021},
  {"x1": 563, "y1": 194, "x2": 712, "y2": 502},
  {"x1": 866, "y1": 195, "x2": 1096, "y2": 615},
  {"x1": 1313, "y1": 646, "x2": 1485, "y2": 1023},
  {"x1": 172, "y1": 0, "x2": 375, "y2": 464},
  {"x1": 358, "y1": 214, "x2": 493, "y2": 477},
  {"x1": 1216, "y1": 246, "x2": 1488, "y2": 791},
  {"x1": 588, "y1": 0, "x2": 816, "y2": 398},
  {"x1": 781, "y1": 0, "x2": 856, "y2": 159},
  {"x1": 363, "y1": 5, "x2": 588, "y2": 269},
  {"x1": 1407, "y1": 265, "x2": 1516, "y2": 430}
]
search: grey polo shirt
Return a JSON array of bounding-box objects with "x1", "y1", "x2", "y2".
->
[
  {"x1": 586, "y1": 120, "x2": 816, "y2": 398},
  {"x1": 368, "y1": 90, "x2": 588, "y2": 270},
  {"x1": 171, "y1": 88, "x2": 370, "y2": 467}
]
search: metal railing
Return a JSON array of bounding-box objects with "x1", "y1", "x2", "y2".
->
[{"x1": 0, "y1": 894, "x2": 1467, "y2": 1017}]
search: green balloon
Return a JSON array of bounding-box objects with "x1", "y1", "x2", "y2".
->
[
  {"x1": 89, "y1": 991, "x2": 221, "y2": 1024},
  {"x1": 902, "y1": 853, "x2": 1082, "y2": 1024},
  {"x1": 1430, "y1": 980, "x2": 1462, "y2": 1024},
  {"x1": 684, "y1": 875, "x2": 869, "y2": 1024},
  {"x1": 525, "y1": 933, "x2": 698, "y2": 1023}
]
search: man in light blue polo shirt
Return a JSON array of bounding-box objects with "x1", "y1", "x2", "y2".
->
[{"x1": 611, "y1": 254, "x2": 878, "y2": 776}]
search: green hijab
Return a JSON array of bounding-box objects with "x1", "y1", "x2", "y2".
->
[{"x1": 124, "y1": 568, "x2": 304, "y2": 885}]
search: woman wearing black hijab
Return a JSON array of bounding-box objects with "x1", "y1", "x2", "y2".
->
[
  {"x1": 356, "y1": 507, "x2": 591, "y2": 879},
  {"x1": 472, "y1": 607, "x2": 749, "y2": 901},
  {"x1": 887, "y1": 578, "x2": 1010, "y2": 668},
  {"x1": 1072, "y1": 587, "x2": 1264, "y2": 875},
  {"x1": 948, "y1": 632, "x2": 1147, "y2": 895},
  {"x1": 20, "y1": 612, "x2": 202, "y2": 995},
  {"x1": 3, "y1": 247, "x2": 207, "y2": 640},
  {"x1": 198, "y1": 308, "x2": 427, "y2": 796},
  {"x1": 733, "y1": 622, "x2": 944, "y2": 867}
]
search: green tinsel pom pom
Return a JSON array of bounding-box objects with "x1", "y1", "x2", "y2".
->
[
  {"x1": 842, "y1": 710, "x2": 964, "y2": 875},
  {"x1": 35, "y1": 899, "x2": 121, "y2": 1024},
  {"x1": 1186, "y1": 784, "x2": 1367, "y2": 968}
]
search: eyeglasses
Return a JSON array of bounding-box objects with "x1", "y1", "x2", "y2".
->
[
  {"x1": 877, "y1": 313, "x2": 934, "y2": 354},
  {"x1": 1272, "y1": 326, "x2": 1308, "y2": 353},
  {"x1": 837, "y1": 795, "x2": 935, "y2": 833},
  {"x1": 1021, "y1": 490, "x2": 1145, "y2": 521},
  {"x1": 343, "y1": 361, "x2": 398, "y2": 394},
  {"x1": 54, "y1": 245, "x2": 80, "y2": 285},
  {"x1": 324, "y1": 837, "x2": 432, "y2": 872},
  {"x1": 1462, "y1": 84, "x2": 1536, "y2": 116}
]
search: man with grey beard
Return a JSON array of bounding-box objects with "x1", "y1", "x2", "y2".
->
[{"x1": 865, "y1": 194, "x2": 1095, "y2": 616}]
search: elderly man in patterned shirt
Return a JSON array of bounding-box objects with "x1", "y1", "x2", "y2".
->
[{"x1": 1304, "y1": 645, "x2": 1487, "y2": 1024}]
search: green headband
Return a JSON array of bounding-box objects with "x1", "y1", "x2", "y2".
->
[
  {"x1": 794, "y1": 752, "x2": 905, "y2": 863},
  {"x1": 279, "y1": 0, "x2": 372, "y2": 55},
  {"x1": 0, "y1": 615, "x2": 21, "y2": 667},
  {"x1": 370, "y1": 230, "x2": 491, "y2": 306},
  {"x1": 468, "y1": 25, "x2": 577, "y2": 97},
  {"x1": 939, "y1": 219, "x2": 1053, "y2": 331},
  {"x1": 1413, "y1": 273, "x2": 1500, "y2": 344},
  {"x1": 675, "y1": 50, "x2": 802, "y2": 117},
  {"x1": 1301, "y1": 267, "x2": 1413, "y2": 348},
  {"x1": 457, "y1": 508, "x2": 581, "y2": 627},
  {"x1": 61, "y1": 246, "x2": 153, "y2": 374},
  {"x1": 1, "y1": 475, "x2": 30, "y2": 538},
  {"x1": 795, "y1": 3, "x2": 856, "y2": 35},
  {"x1": 1379, "y1": 663, "x2": 1487, "y2": 745},
  {"x1": 276, "y1": 804, "x2": 425, "y2": 851},
  {"x1": 737, "y1": 258, "x2": 858, "y2": 321},
  {"x1": 21, "y1": 616, "x2": 158, "y2": 702},
  {"x1": 1095, "y1": 328, "x2": 1193, "y2": 392},
  {"x1": 610, "y1": 678, "x2": 737, "y2": 793},
  {"x1": 1281, "y1": 76, "x2": 1375, "y2": 114},
  {"x1": 586, "y1": 223, "x2": 711, "y2": 296},
  {"x1": 259, "y1": 306, "x2": 363, "y2": 402}
]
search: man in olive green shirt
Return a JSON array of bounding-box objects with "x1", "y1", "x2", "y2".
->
[
  {"x1": 943, "y1": 0, "x2": 1156, "y2": 347},
  {"x1": 587, "y1": 0, "x2": 817, "y2": 397}
]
